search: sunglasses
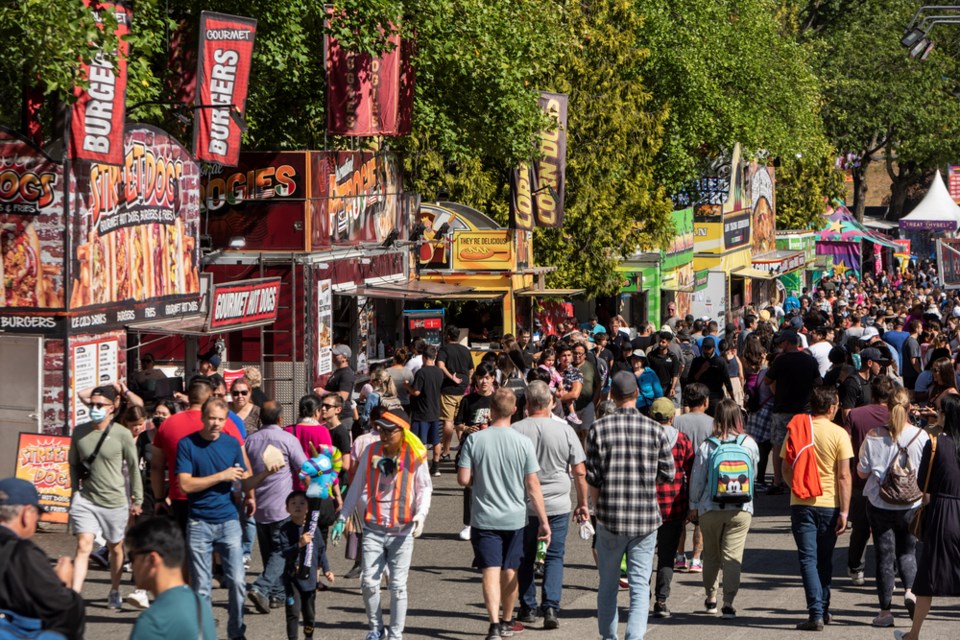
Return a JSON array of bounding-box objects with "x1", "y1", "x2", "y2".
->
[
  {"x1": 89, "y1": 402, "x2": 111, "y2": 409},
  {"x1": 321, "y1": 403, "x2": 339, "y2": 410},
  {"x1": 233, "y1": 390, "x2": 249, "y2": 396}
]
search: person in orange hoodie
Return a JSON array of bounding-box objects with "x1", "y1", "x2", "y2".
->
[{"x1": 781, "y1": 386, "x2": 853, "y2": 632}]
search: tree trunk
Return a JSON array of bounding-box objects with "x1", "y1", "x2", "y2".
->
[{"x1": 851, "y1": 158, "x2": 870, "y2": 222}]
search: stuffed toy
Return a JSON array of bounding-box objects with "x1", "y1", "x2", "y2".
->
[{"x1": 299, "y1": 443, "x2": 342, "y2": 499}]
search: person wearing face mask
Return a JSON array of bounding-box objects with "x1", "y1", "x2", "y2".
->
[{"x1": 68, "y1": 386, "x2": 143, "y2": 610}]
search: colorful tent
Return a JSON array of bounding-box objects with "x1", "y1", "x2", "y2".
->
[
  {"x1": 816, "y1": 205, "x2": 899, "y2": 277},
  {"x1": 899, "y1": 170, "x2": 960, "y2": 231}
]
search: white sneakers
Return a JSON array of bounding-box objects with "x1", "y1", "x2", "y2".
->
[
  {"x1": 124, "y1": 589, "x2": 150, "y2": 609},
  {"x1": 459, "y1": 526, "x2": 472, "y2": 541}
]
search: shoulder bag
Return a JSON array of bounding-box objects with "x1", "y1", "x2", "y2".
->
[
  {"x1": 77, "y1": 423, "x2": 113, "y2": 482},
  {"x1": 909, "y1": 435, "x2": 938, "y2": 539}
]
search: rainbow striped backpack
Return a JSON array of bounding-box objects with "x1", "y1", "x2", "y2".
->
[{"x1": 706, "y1": 434, "x2": 755, "y2": 505}]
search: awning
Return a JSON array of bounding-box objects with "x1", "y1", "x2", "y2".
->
[
  {"x1": 660, "y1": 283, "x2": 695, "y2": 293},
  {"x1": 731, "y1": 267, "x2": 777, "y2": 280},
  {"x1": 127, "y1": 314, "x2": 277, "y2": 336},
  {"x1": 338, "y1": 281, "x2": 476, "y2": 300},
  {"x1": 514, "y1": 287, "x2": 586, "y2": 298}
]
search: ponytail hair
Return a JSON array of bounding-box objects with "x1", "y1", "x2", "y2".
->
[{"x1": 886, "y1": 388, "x2": 911, "y2": 441}]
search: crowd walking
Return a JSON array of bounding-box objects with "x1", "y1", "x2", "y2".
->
[{"x1": 4, "y1": 265, "x2": 960, "y2": 639}]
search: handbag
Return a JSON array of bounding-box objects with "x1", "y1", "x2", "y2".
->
[
  {"x1": 77, "y1": 423, "x2": 112, "y2": 482},
  {"x1": 878, "y1": 428, "x2": 924, "y2": 506},
  {"x1": 909, "y1": 435, "x2": 938, "y2": 539}
]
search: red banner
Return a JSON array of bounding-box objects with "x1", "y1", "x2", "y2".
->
[
  {"x1": 69, "y1": 0, "x2": 131, "y2": 166},
  {"x1": 193, "y1": 12, "x2": 257, "y2": 167},
  {"x1": 325, "y1": 14, "x2": 413, "y2": 136},
  {"x1": 208, "y1": 277, "x2": 281, "y2": 329}
]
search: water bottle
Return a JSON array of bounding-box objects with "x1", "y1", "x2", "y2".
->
[
  {"x1": 535, "y1": 539, "x2": 547, "y2": 570},
  {"x1": 231, "y1": 463, "x2": 243, "y2": 496}
]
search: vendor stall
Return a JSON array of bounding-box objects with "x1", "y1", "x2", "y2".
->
[
  {"x1": 899, "y1": 170, "x2": 960, "y2": 259},
  {"x1": 0, "y1": 124, "x2": 205, "y2": 476},
  {"x1": 817, "y1": 204, "x2": 900, "y2": 278}
]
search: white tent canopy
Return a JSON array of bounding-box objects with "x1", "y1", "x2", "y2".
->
[{"x1": 899, "y1": 170, "x2": 960, "y2": 231}]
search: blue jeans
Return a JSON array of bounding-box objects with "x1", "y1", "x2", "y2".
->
[
  {"x1": 791, "y1": 506, "x2": 839, "y2": 620},
  {"x1": 237, "y1": 502, "x2": 256, "y2": 558},
  {"x1": 189, "y1": 518, "x2": 246, "y2": 640},
  {"x1": 596, "y1": 523, "x2": 657, "y2": 640},
  {"x1": 518, "y1": 513, "x2": 569, "y2": 611},
  {"x1": 361, "y1": 526, "x2": 414, "y2": 640},
  {"x1": 252, "y1": 519, "x2": 289, "y2": 600}
]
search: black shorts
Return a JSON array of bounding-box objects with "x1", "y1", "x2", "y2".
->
[{"x1": 471, "y1": 527, "x2": 525, "y2": 570}]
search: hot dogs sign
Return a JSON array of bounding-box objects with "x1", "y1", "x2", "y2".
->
[{"x1": 70, "y1": 125, "x2": 201, "y2": 309}]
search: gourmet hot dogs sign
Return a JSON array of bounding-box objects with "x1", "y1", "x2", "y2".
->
[
  {"x1": 208, "y1": 277, "x2": 280, "y2": 329},
  {"x1": 70, "y1": 124, "x2": 201, "y2": 310}
]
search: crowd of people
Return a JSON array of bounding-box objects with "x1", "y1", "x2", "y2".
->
[{"x1": 1, "y1": 264, "x2": 959, "y2": 640}]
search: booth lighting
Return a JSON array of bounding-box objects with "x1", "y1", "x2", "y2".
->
[
  {"x1": 228, "y1": 236, "x2": 247, "y2": 249},
  {"x1": 435, "y1": 222, "x2": 451, "y2": 237},
  {"x1": 408, "y1": 222, "x2": 427, "y2": 242},
  {"x1": 901, "y1": 27, "x2": 927, "y2": 48}
]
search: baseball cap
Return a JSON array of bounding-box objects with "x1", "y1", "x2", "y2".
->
[
  {"x1": 860, "y1": 347, "x2": 890, "y2": 364},
  {"x1": 611, "y1": 371, "x2": 639, "y2": 397},
  {"x1": 860, "y1": 326, "x2": 880, "y2": 342},
  {"x1": 759, "y1": 309, "x2": 771, "y2": 322},
  {"x1": 701, "y1": 336, "x2": 716, "y2": 349},
  {"x1": 650, "y1": 398, "x2": 676, "y2": 423},
  {"x1": 199, "y1": 349, "x2": 221, "y2": 368},
  {"x1": 789, "y1": 316, "x2": 803, "y2": 330},
  {"x1": 374, "y1": 410, "x2": 411, "y2": 431},
  {"x1": 591, "y1": 324, "x2": 606, "y2": 335},
  {"x1": 0, "y1": 477, "x2": 46, "y2": 512},
  {"x1": 659, "y1": 324, "x2": 674, "y2": 335},
  {"x1": 775, "y1": 329, "x2": 801, "y2": 346},
  {"x1": 90, "y1": 385, "x2": 118, "y2": 402},
  {"x1": 332, "y1": 344, "x2": 352, "y2": 359}
]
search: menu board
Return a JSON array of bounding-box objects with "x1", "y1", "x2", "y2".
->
[
  {"x1": 15, "y1": 433, "x2": 72, "y2": 523},
  {"x1": 317, "y1": 279, "x2": 333, "y2": 376},
  {"x1": 72, "y1": 338, "x2": 119, "y2": 424}
]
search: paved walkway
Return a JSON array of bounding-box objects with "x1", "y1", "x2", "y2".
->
[{"x1": 34, "y1": 471, "x2": 960, "y2": 639}]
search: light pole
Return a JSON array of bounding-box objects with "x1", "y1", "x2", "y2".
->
[{"x1": 901, "y1": 5, "x2": 960, "y2": 59}]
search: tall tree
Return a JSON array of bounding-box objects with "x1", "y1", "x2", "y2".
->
[{"x1": 799, "y1": 0, "x2": 960, "y2": 219}]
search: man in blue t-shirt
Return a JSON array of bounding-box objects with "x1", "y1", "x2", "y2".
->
[{"x1": 176, "y1": 398, "x2": 280, "y2": 640}]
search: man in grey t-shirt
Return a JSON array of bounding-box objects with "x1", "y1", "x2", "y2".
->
[
  {"x1": 512, "y1": 382, "x2": 590, "y2": 629},
  {"x1": 671, "y1": 382, "x2": 713, "y2": 573},
  {"x1": 458, "y1": 388, "x2": 550, "y2": 640}
]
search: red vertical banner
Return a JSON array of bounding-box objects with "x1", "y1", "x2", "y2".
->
[
  {"x1": 69, "y1": 0, "x2": 131, "y2": 166},
  {"x1": 193, "y1": 12, "x2": 257, "y2": 167},
  {"x1": 325, "y1": 11, "x2": 409, "y2": 136}
]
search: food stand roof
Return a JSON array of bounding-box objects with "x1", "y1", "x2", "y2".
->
[
  {"x1": 898, "y1": 170, "x2": 960, "y2": 231},
  {"x1": 338, "y1": 281, "x2": 477, "y2": 300},
  {"x1": 514, "y1": 287, "x2": 586, "y2": 298},
  {"x1": 819, "y1": 205, "x2": 902, "y2": 249},
  {"x1": 731, "y1": 267, "x2": 776, "y2": 280}
]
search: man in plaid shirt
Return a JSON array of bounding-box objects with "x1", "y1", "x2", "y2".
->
[
  {"x1": 586, "y1": 372, "x2": 675, "y2": 640},
  {"x1": 649, "y1": 398, "x2": 695, "y2": 618}
]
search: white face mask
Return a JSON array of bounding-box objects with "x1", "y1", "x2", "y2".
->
[{"x1": 89, "y1": 406, "x2": 109, "y2": 422}]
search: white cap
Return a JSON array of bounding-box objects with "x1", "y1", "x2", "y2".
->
[
  {"x1": 859, "y1": 326, "x2": 880, "y2": 342},
  {"x1": 659, "y1": 324, "x2": 674, "y2": 335}
]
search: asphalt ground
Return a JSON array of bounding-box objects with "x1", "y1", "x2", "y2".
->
[{"x1": 33, "y1": 466, "x2": 960, "y2": 640}]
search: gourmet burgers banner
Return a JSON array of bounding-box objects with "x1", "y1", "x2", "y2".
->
[
  {"x1": 0, "y1": 128, "x2": 66, "y2": 309},
  {"x1": 325, "y1": 12, "x2": 414, "y2": 137},
  {"x1": 194, "y1": 12, "x2": 257, "y2": 167},
  {"x1": 69, "y1": 0, "x2": 132, "y2": 166},
  {"x1": 69, "y1": 125, "x2": 201, "y2": 309}
]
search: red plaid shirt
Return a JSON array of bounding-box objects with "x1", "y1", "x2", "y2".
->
[{"x1": 657, "y1": 428, "x2": 695, "y2": 522}]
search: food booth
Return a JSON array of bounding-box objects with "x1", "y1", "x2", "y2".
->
[{"x1": 0, "y1": 124, "x2": 205, "y2": 483}]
